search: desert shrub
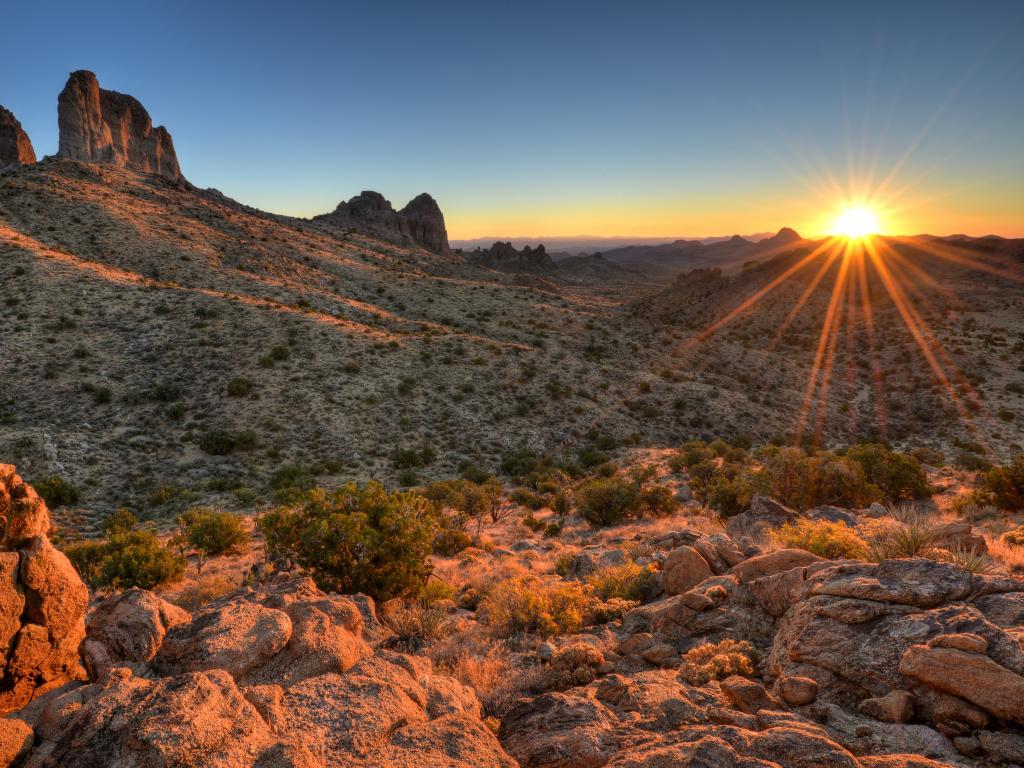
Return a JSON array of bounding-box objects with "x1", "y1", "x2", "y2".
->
[
  {"x1": 65, "y1": 527, "x2": 185, "y2": 591},
  {"x1": 226, "y1": 377, "x2": 252, "y2": 397},
  {"x1": 101, "y1": 508, "x2": 137, "y2": 536},
  {"x1": 698, "y1": 471, "x2": 753, "y2": 518},
  {"x1": 433, "y1": 527, "x2": 473, "y2": 557},
  {"x1": 34, "y1": 475, "x2": 80, "y2": 507},
  {"x1": 479, "y1": 575, "x2": 593, "y2": 638},
  {"x1": 522, "y1": 513, "x2": 545, "y2": 532},
  {"x1": 975, "y1": 454, "x2": 1024, "y2": 511},
  {"x1": 176, "y1": 507, "x2": 249, "y2": 571},
  {"x1": 391, "y1": 445, "x2": 435, "y2": 470},
  {"x1": 1004, "y1": 526, "x2": 1024, "y2": 548},
  {"x1": 638, "y1": 484, "x2": 678, "y2": 517},
  {"x1": 586, "y1": 562, "x2": 659, "y2": 602},
  {"x1": 544, "y1": 522, "x2": 562, "y2": 537},
  {"x1": 258, "y1": 481, "x2": 439, "y2": 601},
  {"x1": 774, "y1": 518, "x2": 867, "y2": 559},
  {"x1": 681, "y1": 639, "x2": 761, "y2": 685},
  {"x1": 678, "y1": 440, "x2": 716, "y2": 467},
  {"x1": 510, "y1": 487, "x2": 548, "y2": 510},
  {"x1": 755, "y1": 448, "x2": 878, "y2": 510},
  {"x1": 198, "y1": 429, "x2": 238, "y2": 456},
  {"x1": 269, "y1": 463, "x2": 315, "y2": 500},
  {"x1": 846, "y1": 443, "x2": 930, "y2": 501},
  {"x1": 576, "y1": 476, "x2": 639, "y2": 526}
]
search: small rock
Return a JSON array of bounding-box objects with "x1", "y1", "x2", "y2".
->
[
  {"x1": 857, "y1": 690, "x2": 914, "y2": 723},
  {"x1": 927, "y1": 632, "x2": 987, "y2": 654},
  {"x1": 777, "y1": 675, "x2": 818, "y2": 706}
]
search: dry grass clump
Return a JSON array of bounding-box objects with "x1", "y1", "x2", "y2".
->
[
  {"x1": 544, "y1": 643, "x2": 605, "y2": 691},
  {"x1": 479, "y1": 575, "x2": 593, "y2": 638},
  {"x1": 773, "y1": 518, "x2": 867, "y2": 560},
  {"x1": 169, "y1": 573, "x2": 237, "y2": 610},
  {"x1": 863, "y1": 504, "x2": 942, "y2": 561},
  {"x1": 987, "y1": 533, "x2": 1024, "y2": 574},
  {"x1": 680, "y1": 639, "x2": 760, "y2": 685},
  {"x1": 934, "y1": 545, "x2": 1001, "y2": 575},
  {"x1": 430, "y1": 630, "x2": 544, "y2": 716}
]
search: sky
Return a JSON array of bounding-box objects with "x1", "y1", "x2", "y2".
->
[{"x1": 2, "y1": 1, "x2": 1023, "y2": 238}]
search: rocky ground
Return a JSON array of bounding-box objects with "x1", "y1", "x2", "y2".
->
[{"x1": 4, "y1": 461, "x2": 1024, "y2": 767}]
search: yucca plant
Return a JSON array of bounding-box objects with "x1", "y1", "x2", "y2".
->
[
  {"x1": 866, "y1": 503, "x2": 940, "y2": 562},
  {"x1": 936, "y1": 545, "x2": 1002, "y2": 575}
]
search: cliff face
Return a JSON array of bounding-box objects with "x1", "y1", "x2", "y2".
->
[
  {"x1": 57, "y1": 70, "x2": 182, "y2": 181},
  {"x1": 0, "y1": 106, "x2": 36, "y2": 172},
  {"x1": 316, "y1": 191, "x2": 449, "y2": 254}
]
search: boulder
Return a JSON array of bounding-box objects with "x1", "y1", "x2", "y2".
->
[
  {"x1": 81, "y1": 588, "x2": 190, "y2": 679},
  {"x1": 400, "y1": 193, "x2": 449, "y2": 254},
  {"x1": 57, "y1": 70, "x2": 181, "y2": 180},
  {"x1": 899, "y1": 644, "x2": 1024, "y2": 724},
  {"x1": 659, "y1": 545, "x2": 712, "y2": 595},
  {"x1": 22, "y1": 667, "x2": 318, "y2": 768},
  {"x1": 0, "y1": 106, "x2": 35, "y2": 173},
  {"x1": 0, "y1": 467, "x2": 88, "y2": 712},
  {"x1": 857, "y1": 690, "x2": 915, "y2": 723},
  {"x1": 726, "y1": 495, "x2": 799, "y2": 541},
  {"x1": 154, "y1": 600, "x2": 292, "y2": 680},
  {"x1": 777, "y1": 675, "x2": 819, "y2": 706},
  {"x1": 731, "y1": 548, "x2": 824, "y2": 584}
]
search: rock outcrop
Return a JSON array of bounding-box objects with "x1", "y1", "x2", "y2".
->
[
  {"x1": 467, "y1": 241, "x2": 556, "y2": 272},
  {"x1": 17, "y1": 573, "x2": 511, "y2": 767},
  {"x1": 57, "y1": 70, "x2": 182, "y2": 180},
  {"x1": 315, "y1": 190, "x2": 449, "y2": 254},
  {"x1": 0, "y1": 466, "x2": 88, "y2": 712},
  {"x1": 0, "y1": 106, "x2": 36, "y2": 173}
]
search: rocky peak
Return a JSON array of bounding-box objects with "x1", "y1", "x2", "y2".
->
[
  {"x1": 315, "y1": 190, "x2": 449, "y2": 254},
  {"x1": 765, "y1": 226, "x2": 801, "y2": 244},
  {"x1": 467, "y1": 241, "x2": 555, "y2": 272},
  {"x1": 0, "y1": 106, "x2": 36, "y2": 173},
  {"x1": 57, "y1": 70, "x2": 182, "y2": 181},
  {"x1": 400, "y1": 193, "x2": 449, "y2": 254}
]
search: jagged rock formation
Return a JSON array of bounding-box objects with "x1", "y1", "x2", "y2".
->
[
  {"x1": 57, "y1": 70, "x2": 182, "y2": 180},
  {"x1": 315, "y1": 190, "x2": 449, "y2": 254},
  {"x1": 0, "y1": 106, "x2": 36, "y2": 173},
  {"x1": 0, "y1": 466, "x2": 88, "y2": 712},
  {"x1": 467, "y1": 241, "x2": 556, "y2": 272}
]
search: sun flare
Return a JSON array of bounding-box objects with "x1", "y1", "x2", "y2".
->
[{"x1": 832, "y1": 206, "x2": 879, "y2": 239}]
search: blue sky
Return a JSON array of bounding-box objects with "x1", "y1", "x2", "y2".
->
[{"x1": 2, "y1": 1, "x2": 1023, "y2": 236}]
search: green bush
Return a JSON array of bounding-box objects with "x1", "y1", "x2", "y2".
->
[
  {"x1": 226, "y1": 377, "x2": 252, "y2": 397},
  {"x1": 102, "y1": 508, "x2": 137, "y2": 536},
  {"x1": 177, "y1": 507, "x2": 250, "y2": 564},
  {"x1": 846, "y1": 443, "x2": 930, "y2": 501},
  {"x1": 638, "y1": 484, "x2": 678, "y2": 517},
  {"x1": 34, "y1": 475, "x2": 80, "y2": 508},
  {"x1": 586, "y1": 562, "x2": 658, "y2": 602},
  {"x1": 198, "y1": 429, "x2": 238, "y2": 456},
  {"x1": 576, "y1": 476, "x2": 640, "y2": 526},
  {"x1": 432, "y1": 527, "x2": 472, "y2": 556},
  {"x1": 976, "y1": 454, "x2": 1024, "y2": 511},
  {"x1": 258, "y1": 481, "x2": 439, "y2": 601},
  {"x1": 65, "y1": 513, "x2": 185, "y2": 590},
  {"x1": 755, "y1": 447, "x2": 879, "y2": 510},
  {"x1": 479, "y1": 575, "x2": 592, "y2": 638},
  {"x1": 681, "y1": 639, "x2": 760, "y2": 685},
  {"x1": 510, "y1": 487, "x2": 548, "y2": 510}
]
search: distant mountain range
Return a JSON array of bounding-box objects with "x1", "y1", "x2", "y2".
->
[{"x1": 450, "y1": 233, "x2": 776, "y2": 255}]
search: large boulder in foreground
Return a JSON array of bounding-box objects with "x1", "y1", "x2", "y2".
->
[
  {"x1": 57, "y1": 70, "x2": 182, "y2": 180},
  {"x1": 0, "y1": 465, "x2": 88, "y2": 712},
  {"x1": 0, "y1": 106, "x2": 36, "y2": 173}
]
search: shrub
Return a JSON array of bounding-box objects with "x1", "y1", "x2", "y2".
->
[
  {"x1": 101, "y1": 508, "x2": 136, "y2": 536},
  {"x1": 1003, "y1": 526, "x2": 1024, "y2": 548},
  {"x1": 522, "y1": 513, "x2": 545, "y2": 532},
  {"x1": 774, "y1": 518, "x2": 867, "y2": 559},
  {"x1": 680, "y1": 639, "x2": 760, "y2": 685},
  {"x1": 226, "y1": 377, "x2": 252, "y2": 397},
  {"x1": 576, "y1": 476, "x2": 639, "y2": 526},
  {"x1": 846, "y1": 443, "x2": 930, "y2": 501},
  {"x1": 976, "y1": 454, "x2": 1024, "y2": 511},
  {"x1": 258, "y1": 482, "x2": 439, "y2": 601},
  {"x1": 177, "y1": 507, "x2": 250, "y2": 569},
  {"x1": 510, "y1": 487, "x2": 548, "y2": 510},
  {"x1": 34, "y1": 475, "x2": 80, "y2": 508},
  {"x1": 693, "y1": 469, "x2": 753, "y2": 518},
  {"x1": 65, "y1": 528, "x2": 185, "y2": 590},
  {"x1": 638, "y1": 485, "x2": 678, "y2": 517},
  {"x1": 586, "y1": 562, "x2": 658, "y2": 602},
  {"x1": 479, "y1": 575, "x2": 593, "y2": 638},
  {"x1": 936, "y1": 545, "x2": 1000, "y2": 575},
  {"x1": 755, "y1": 447, "x2": 878, "y2": 510},
  {"x1": 198, "y1": 429, "x2": 237, "y2": 456},
  {"x1": 433, "y1": 527, "x2": 473, "y2": 557},
  {"x1": 864, "y1": 506, "x2": 941, "y2": 561},
  {"x1": 678, "y1": 440, "x2": 716, "y2": 467}
]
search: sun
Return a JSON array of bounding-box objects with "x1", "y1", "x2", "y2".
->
[{"x1": 832, "y1": 206, "x2": 879, "y2": 239}]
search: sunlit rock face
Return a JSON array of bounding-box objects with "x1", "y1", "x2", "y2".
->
[
  {"x1": 0, "y1": 106, "x2": 36, "y2": 172},
  {"x1": 57, "y1": 70, "x2": 182, "y2": 181}
]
